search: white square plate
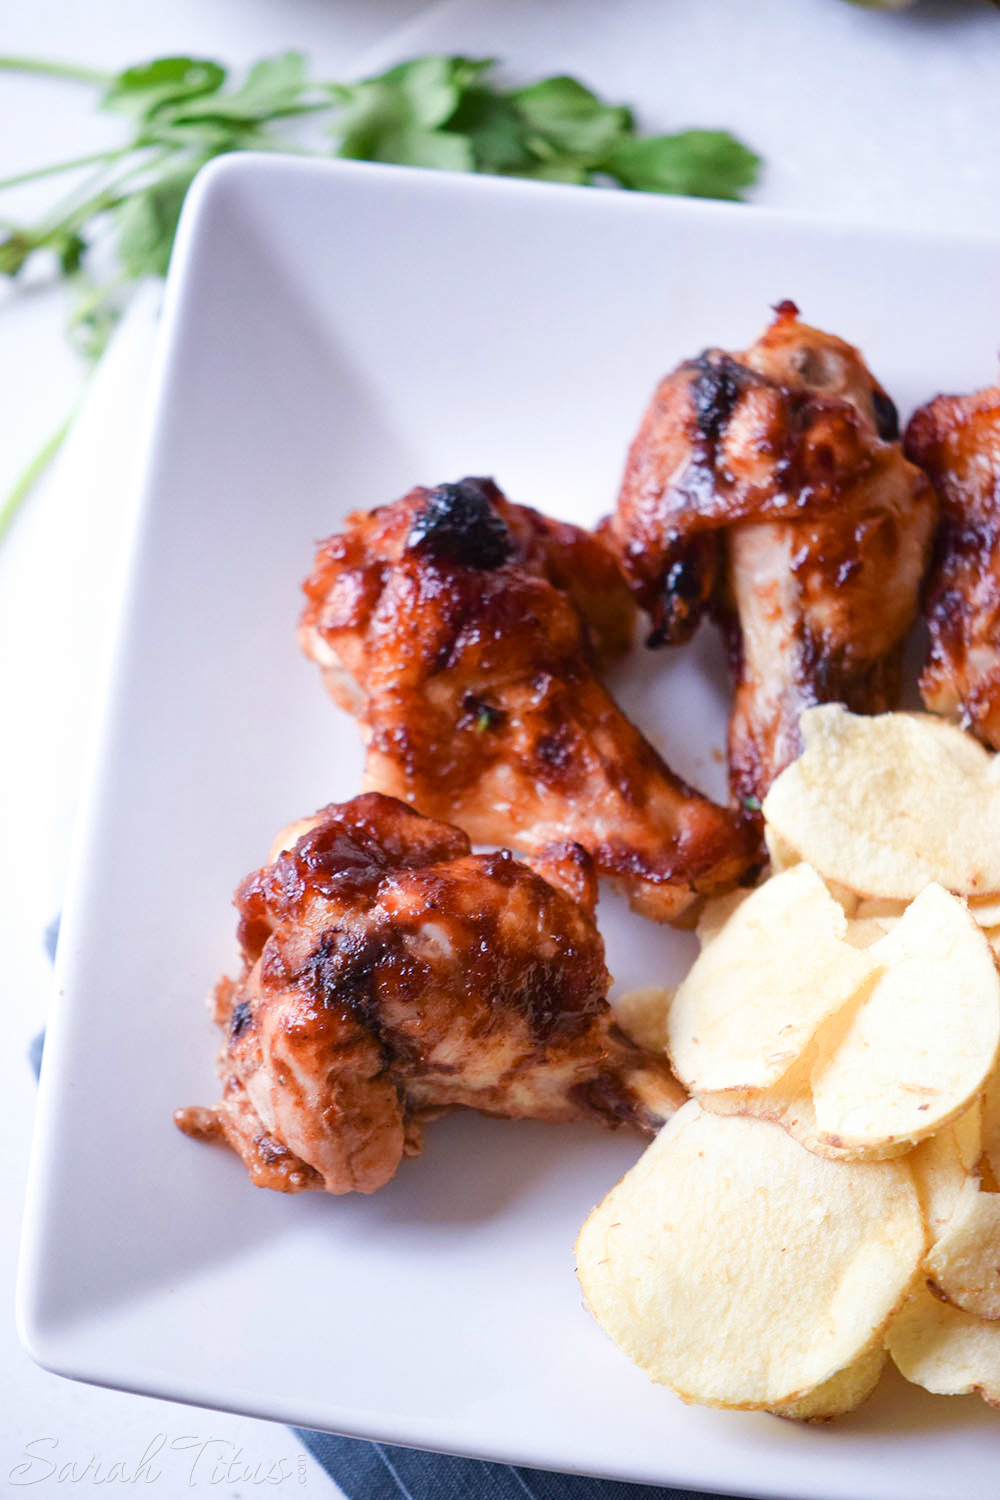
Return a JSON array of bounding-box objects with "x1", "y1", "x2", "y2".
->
[{"x1": 19, "y1": 155, "x2": 1000, "y2": 1500}]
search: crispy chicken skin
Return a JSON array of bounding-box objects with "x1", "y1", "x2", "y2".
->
[
  {"x1": 176, "y1": 794, "x2": 683, "y2": 1195},
  {"x1": 905, "y1": 382, "x2": 1000, "y2": 747},
  {"x1": 602, "y1": 302, "x2": 937, "y2": 806},
  {"x1": 299, "y1": 478, "x2": 757, "y2": 922}
]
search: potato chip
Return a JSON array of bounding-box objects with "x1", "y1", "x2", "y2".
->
[
  {"x1": 613, "y1": 987, "x2": 672, "y2": 1054},
  {"x1": 697, "y1": 1036, "x2": 910, "y2": 1163},
  {"x1": 910, "y1": 1115, "x2": 979, "y2": 1245},
  {"x1": 576, "y1": 1102, "x2": 924, "y2": 1411},
  {"x1": 764, "y1": 822, "x2": 798, "y2": 874},
  {"x1": 854, "y1": 898, "x2": 907, "y2": 923},
  {"x1": 970, "y1": 896, "x2": 1000, "y2": 928},
  {"x1": 924, "y1": 1181, "x2": 1000, "y2": 1319},
  {"x1": 695, "y1": 888, "x2": 752, "y2": 947},
  {"x1": 955, "y1": 1098, "x2": 984, "y2": 1172},
  {"x1": 846, "y1": 898, "x2": 903, "y2": 949},
  {"x1": 702, "y1": 1038, "x2": 954, "y2": 1164},
  {"x1": 844, "y1": 918, "x2": 892, "y2": 950},
  {"x1": 887, "y1": 1281, "x2": 1000, "y2": 1404},
  {"x1": 771, "y1": 1340, "x2": 886, "y2": 1421},
  {"x1": 983, "y1": 1065, "x2": 1000, "y2": 1182},
  {"x1": 825, "y1": 881, "x2": 860, "y2": 918},
  {"x1": 762, "y1": 706, "x2": 1000, "y2": 900},
  {"x1": 666, "y1": 864, "x2": 876, "y2": 1099},
  {"x1": 810, "y1": 885, "x2": 1000, "y2": 1155},
  {"x1": 767, "y1": 1062, "x2": 913, "y2": 1162},
  {"x1": 765, "y1": 829, "x2": 858, "y2": 916},
  {"x1": 979, "y1": 1157, "x2": 1000, "y2": 1193}
]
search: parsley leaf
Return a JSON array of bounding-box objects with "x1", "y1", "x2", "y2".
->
[
  {"x1": 168, "y1": 53, "x2": 311, "y2": 125},
  {"x1": 510, "y1": 76, "x2": 631, "y2": 165},
  {"x1": 332, "y1": 55, "x2": 491, "y2": 159},
  {"x1": 102, "y1": 57, "x2": 227, "y2": 122},
  {"x1": 114, "y1": 169, "x2": 201, "y2": 279},
  {"x1": 446, "y1": 87, "x2": 534, "y2": 175},
  {"x1": 603, "y1": 130, "x2": 761, "y2": 200},
  {"x1": 0, "y1": 233, "x2": 33, "y2": 276}
]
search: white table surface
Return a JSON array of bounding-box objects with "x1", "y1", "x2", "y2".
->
[{"x1": 2, "y1": 0, "x2": 999, "y2": 1493}]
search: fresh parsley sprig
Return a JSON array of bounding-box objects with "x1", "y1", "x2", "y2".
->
[
  {"x1": 0, "y1": 50, "x2": 759, "y2": 540},
  {"x1": 0, "y1": 51, "x2": 759, "y2": 358}
]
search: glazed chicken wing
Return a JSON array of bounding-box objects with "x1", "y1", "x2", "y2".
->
[
  {"x1": 176, "y1": 794, "x2": 683, "y2": 1194},
  {"x1": 299, "y1": 477, "x2": 757, "y2": 922},
  {"x1": 905, "y1": 381, "x2": 1000, "y2": 747},
  {"x1": 603, "y1": 302, "x2": 937, "y2": 806}
]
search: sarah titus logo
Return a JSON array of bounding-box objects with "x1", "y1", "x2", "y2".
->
[{"x1": 8, "y1": 1434, "x2": 310, "y2": 1486}]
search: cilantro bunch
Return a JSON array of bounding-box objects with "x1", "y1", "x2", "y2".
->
[{"x1": 0, "y1": 51, "x2": 759, "y2": 359}]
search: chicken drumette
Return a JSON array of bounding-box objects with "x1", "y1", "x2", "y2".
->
[
  {"x1": 905, "y1": 380, "x2": 1000, "y2": 748},
  {"x1": 176, "y1": 794, "x2": 683, "y2": 1195},
  {"x1": 602, "y1": 302, "x2": 937, "y2": 807},
  {"x1": 299, "y1": 477, "x2": 757, "y2": 923}
]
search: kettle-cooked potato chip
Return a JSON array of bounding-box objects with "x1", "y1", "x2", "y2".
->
[
  {"x1": 764, "y1": 823, "x2": 799, "y2": 875},
  {"x1": 887, "y1": 1281, "x2": 1000, "y2": 1403},
  {"x1": 699, "y1": 1036, "x2": 913, "y2": 1163},
  {"x1": 982, "y1": 1065, "x2": 1000, "y2": 1184},
  {"x1": 756, "y1": 1057, "x2": 917, "y2": 1163},
  {"x1": 844, "y1": 918, "x2": 894, "y2": 950},
  {"x1": 666, "y1": 864, "x2": 876, "y2": 1099},
  {"x1": 695, "y1": 888, "x2": 752, "y2": 947},
  {"x1": 613, "y1": 986, "x2": 673, "y2": 1054},
  {"x1": 924, "y1": 1180, "x2": 1000, "y2": 1319},
  {"x1": 583, "y1": 705, "x2": 1000, "y2": 1422},
  {"x1": 764, "y1": 825, "x2": 860, "y2": 912},
  {"x1": 970, "y1": 896, "x2": 1000, "y2": 929},
  {"x1": 771, "y1": 1340, "x2": 886, "y2": 1422},
  {"x1": 810, "y1": 885, "x2": 1000, "y2": 1155},
  {"x1": 764, "y1": 825, "x2": 858, "y2": 912},
  {"x1": 762, "y1": 706, "x2": 1000, "y2": 901},
  {"x1": 954, "y1": 1099, "x2": 984, "y2": 1172},
  {"x1": 910, "y1": 1113, "x2": 980, "y2": 1245},
  {"x1": 854, "y1": 898, "x2": 907, "y2": 923},
  {"x1": 576, "y1": 1102, "x2": 924, "y2": 1412}
]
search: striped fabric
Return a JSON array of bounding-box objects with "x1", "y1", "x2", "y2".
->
[{"x1": 295, "y1": 1430, "x2": 725, "y2": 1500}]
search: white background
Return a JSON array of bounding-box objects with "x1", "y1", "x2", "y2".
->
[{"x1": 1, "y1": 0, "x2": 999, "y2": 1493}]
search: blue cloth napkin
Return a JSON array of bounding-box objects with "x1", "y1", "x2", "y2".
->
[
  {"x1": 294, "y1": 1428, "x2": 722, "y2": 1500},
  {"x1": 33, "y1": 917, "x2": 733, "y2": 1500}
]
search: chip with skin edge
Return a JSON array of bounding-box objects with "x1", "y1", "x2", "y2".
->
[
  {"x1": 771, "y1": 1340, "x2": 887, "y2": 1422},
  {"x1": 576, "y1": 1101, "x2": 925, "y2": 1412},
  {"x1": 909, "y1": 1109, "x2": 981, "y2": 1246},
  {"x1": 810, "y1": 885, "x2": 1000, "y2": 1156},
  {"x1": 924, "y1": 1179, "x2": 1000, "y2": 1319},
  {"x1": 666, "y1": 864, "x2": 877, "y2": 1100},
  {"x1": 612, "y1": 986, "x2": 672, "y2": 1054},
  {"x1": 762, "y1": 706, "x2": 1000, "y2": 901},
  {"x1": 887, "y1": 1281, "x2": 1000, "y2": 1404}
]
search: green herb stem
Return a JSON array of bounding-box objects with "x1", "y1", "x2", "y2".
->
[
  {"x1": 30, "y1": 146, "x2": 168, "y2": 243},
  {"x1": 0, "y1": 147, "x2": 134, "y2": 194},
  {"x1": 0, "y1": 55, "x2": 110, "y2": 87},
  {"x1": 72, "y1": 266, "x2": 131, "y2": 326},
  {"x1": 0, "y1": 408, "x2": 77, "y2": 543}
]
